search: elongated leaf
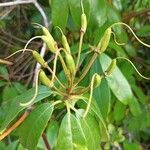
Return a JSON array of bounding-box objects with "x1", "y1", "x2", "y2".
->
[
  {"x1": 19, "y1": 103, "x2": 53, "y2": 150},
  {"x1": 77, "y1": 110, "x2": 100, "y2": 150},
  {"x1": 80, "y1": 96, "x2": 109, "y2": 141},
  {"x1": 88, "y1": 0, "x2": 107, "y2": 29},
  {"x1": 0, "y1": 86, "x2": 52, "y2": 133},
  {"x1": 90, "y1": 59, "x2": 111, "y2": 119},
  {"x1": 113, "y1": 101, "x2": 126, "y2": 121},
  {"x1": 52, "y1": 0, "x2": 69, "y2": 30},
  {"x1": 123, "y1": 141, "x2": 141, "y2": 150},
  {"x1": 56, "y1": 112, "x2": 87, "y2": 150},
  {"x1": 99, "y1": 54, "x2": 133, "y2": 105},
  {"x1": 128, "y1": 97, "x2": 141, "y2": 116},
  {"x1": 68, "y1": 0, "x2": 91, "y2": 27},
  {"x1": 47, "y1": 121, "x2": 59, "y2": 149}
]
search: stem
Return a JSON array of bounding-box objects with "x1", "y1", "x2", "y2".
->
[
  {"x1": 111, "y1": 22, "x2": 150, "y2": 48},
  {"x1": 76, "y1": 32, "x2": 84, "y2": 71},
  {"x1": 46, "y1": 66, "x2": 65, "y2": 89},
  {"x1": 4, "y1": 49, "x2": 33, "y2": 60},
  {"x1": 0, "y1": 111, "x2": 30, "y2": 141},
  {"x1": 52, "y1": 49, "x2": 60, "y2": 82},
  {"x1": 74, "y1": 52, "x2": 98, "y2": 87},
  {"x1": 58, "y1": 53, "x2": 71, "y2": 83},
  {"x1": 0, "y1": 0, "x2": 34, "y2": 7},
  {"x1": 20, "y1": 69, "x2": 40, "y2": 107},
  {"x1": 0, "y1": 59, "x2": 13, "y2": 65},
  {"x1": 116, "y1": 57, "x2": 150, "y2": 80},
  {"x1": 42, "y1": 133, "x2": 51, "y2": 150},
  {"x1": 83, "y1": 74, "x2": 95, "y2": 118}
]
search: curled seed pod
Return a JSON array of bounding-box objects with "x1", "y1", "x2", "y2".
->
[
  {"x1": 93, "y1": 73, "x2": 101, "y2": 88},
  {"x1": 105, "y1": 59, "x2": 116, "y2": 76},
  {"x1": 39, "y1": 70, "x2": 53, "y2": 87},
  {"x1": 32, "y1": 51, "x2": 46, "y2": 68},
  {"x1": 97, "y1": 27, "x2": 111, "y2": 53},
  {"x1": 62, "y1": 34, "x2": 71, "y2": 53},
  {"x1": 65, "y1": 52, "x2": 75, "y2": 76},
  {"x1": 81, "y1": 13, "x2": 87, "y2": 33},
  {"x1": 41, "y1": 35, "x2": 57, "y2": 53}
]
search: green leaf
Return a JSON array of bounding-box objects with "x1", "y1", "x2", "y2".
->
[
  {"x1": 52, "y1": 0, "x2": 69, "y2": 30},
  {"x1": 68, "y1": 0, "x2": 91, "y2": 27},
  {"x1": 47, "y1": 121, "x2": 59, "y2": 149},
  {"x1": 0, "y1": 86, "x2": 52, "y2": 133},
  {"x1": 2, "y1": 82, "x2": 26, "y2": 102},
  {"x1": 136, "y1": 25, "x2": 150, "y2": 37},
  {"x1": 6, "y1": 140, "x2": 18, "y2": 150},
  {"x1": 128, "y1": 97, "x2": 141, "y2": 116},
  {"x1": 99, "y1": 53, "x2": 133, "y2": 105},
  {"x1": 77, "y1": 110, "x2": 100, "y2": 150},
  {"x1": 113, "y1": 101, "x2": 126, "y2": 121},
  {"x1": 88, "y1": 0, "x2": 107, "y2": 30},
  {"x1": 123, "y1": 141, "x2": 141, "y2": 150},
  {"x1": 0, "y1": 65, "x2": 9, "y2": 80},
  {"x1": 0, "y1": 80, "x2": 6, "y2": 87},
  {"x1": 56, "y1": 112, "x2": 87, "y2": 150},
  {"x1": 90, "y1": 59, "x2": 111, "y2": 119},
  {"x1": 80, "y1": 96, "x2": 109, "y2": 141},
  {"x1": 19, "y1": 103, "x2": 54, "y2": 150}
]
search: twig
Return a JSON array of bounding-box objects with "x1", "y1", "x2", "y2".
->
[
  {"x1": 0, "y1": 111, "x2": 29, "y2": 141},
  {"x1": 0, "y1": 0, "x2": 34, "y2": 7},
  {"x1": 42, "y1": 133, "x2": 51, "y2": 150},
  {"x1": 0, "y1": 0, "x2": 49, "y2": 86}
]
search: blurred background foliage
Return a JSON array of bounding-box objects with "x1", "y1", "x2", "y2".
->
[{"x1": 0, "y1": 0, "x2": 150, "y2": 149}]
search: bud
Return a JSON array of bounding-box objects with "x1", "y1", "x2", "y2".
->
[
  {"x1": 41, "y1": 35, "x2": 57, "y2": 53},
  {"x1": 62, "y1": 34, "x2": 70, "y2": 53},
  {"x1": 93, "y1": 73, "x2": 101, "y2": 88},
  {"x1": 32, "y1": 51, "x2": 46, "y2": 68},
  {"x1": 97, "y1": 28, "x2": 111, "y2": 53},
  {"x1": 105, "y1": 59, "x2": 116, "y2": 76},
  {"x1": 81, "y1": 13, "x2": 87, "y2": 33},
  {"x1": 65, "y1": 53, "x2": 75, "y2": 76},
  {"x1": 39, "y1": 70, "x2": 53, "y2": 87}
]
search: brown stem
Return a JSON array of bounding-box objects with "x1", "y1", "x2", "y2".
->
[
  {"x1": 0, "y1": 111, "x2": 30, "y2": 141},
  {"x1": 122, "y1": 9, "x2": 150, "y2": 23},
  {"x1": 42, "y1": 133, "x2": 51, "y2": 150},
  {"x1": 74, "y1": 52, "x2": 98, "y2": 87}
]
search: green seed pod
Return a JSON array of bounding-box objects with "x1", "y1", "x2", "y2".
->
[
  {"x1": 39, "y1": 70, "x2": 53, "y2": 87},
  {"x1": 32, "y1": 51, "x2": 46, "y2": 68},
  {"x1": 93, "y1": 73, "x2": 101, "y2": 88},
  {"x1": 105, "y1": 59, "x2": 116, "y2": 76},
  {"x1": 65, "y1": 52, "x2": 75, "y2": 76},
  {"x1": 42, "y1": 26, "x2": 55, "y2": 44},
  {"x1": 81, "y1": 13, "x2": 87, "y2": 33},
  {"x1": 41, "y1": 35, "x2": 57, "y2": 53},
  {"x1": 62, "y1": 34, "x2": 70, "y2": 53},
  {"x1": 97, "y1": 27, "x2": 111, "y2": 53}
]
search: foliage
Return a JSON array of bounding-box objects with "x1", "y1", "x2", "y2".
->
[{"x1": 0, "y1": 0, "x2": 150, "y2": 149}]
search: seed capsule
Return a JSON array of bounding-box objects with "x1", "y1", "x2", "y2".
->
[
  {"x1": 65, "y1": 52, "x2": 75, "y2": 76},
  {"x1": 93, "y1": 73, "x2": 101, "y2": 88},
  {"x1": 81, "y1": 13, "x2": 87, "y2": 33},
  {"x1": 39, "y1": 70, "x2": 53, "y2": 87},
  {"x1": 42, "y1": 26, "x2": 55, "y2": 44},
  {"x1": 32, "y1": 51, "x2": 46, "y2": 68},
  {"x1": 105, "y1": 59, "x2": 116, "y2": 76},
  {"x1": 97, "y1": 28, "x2": 111, "y2": 53},
  {"x1": 62, "y1": 34, "x2": 70, "y2": 53},
  {"x1": 41, "y1": 35, "x2": 57, "y2": 53}
]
